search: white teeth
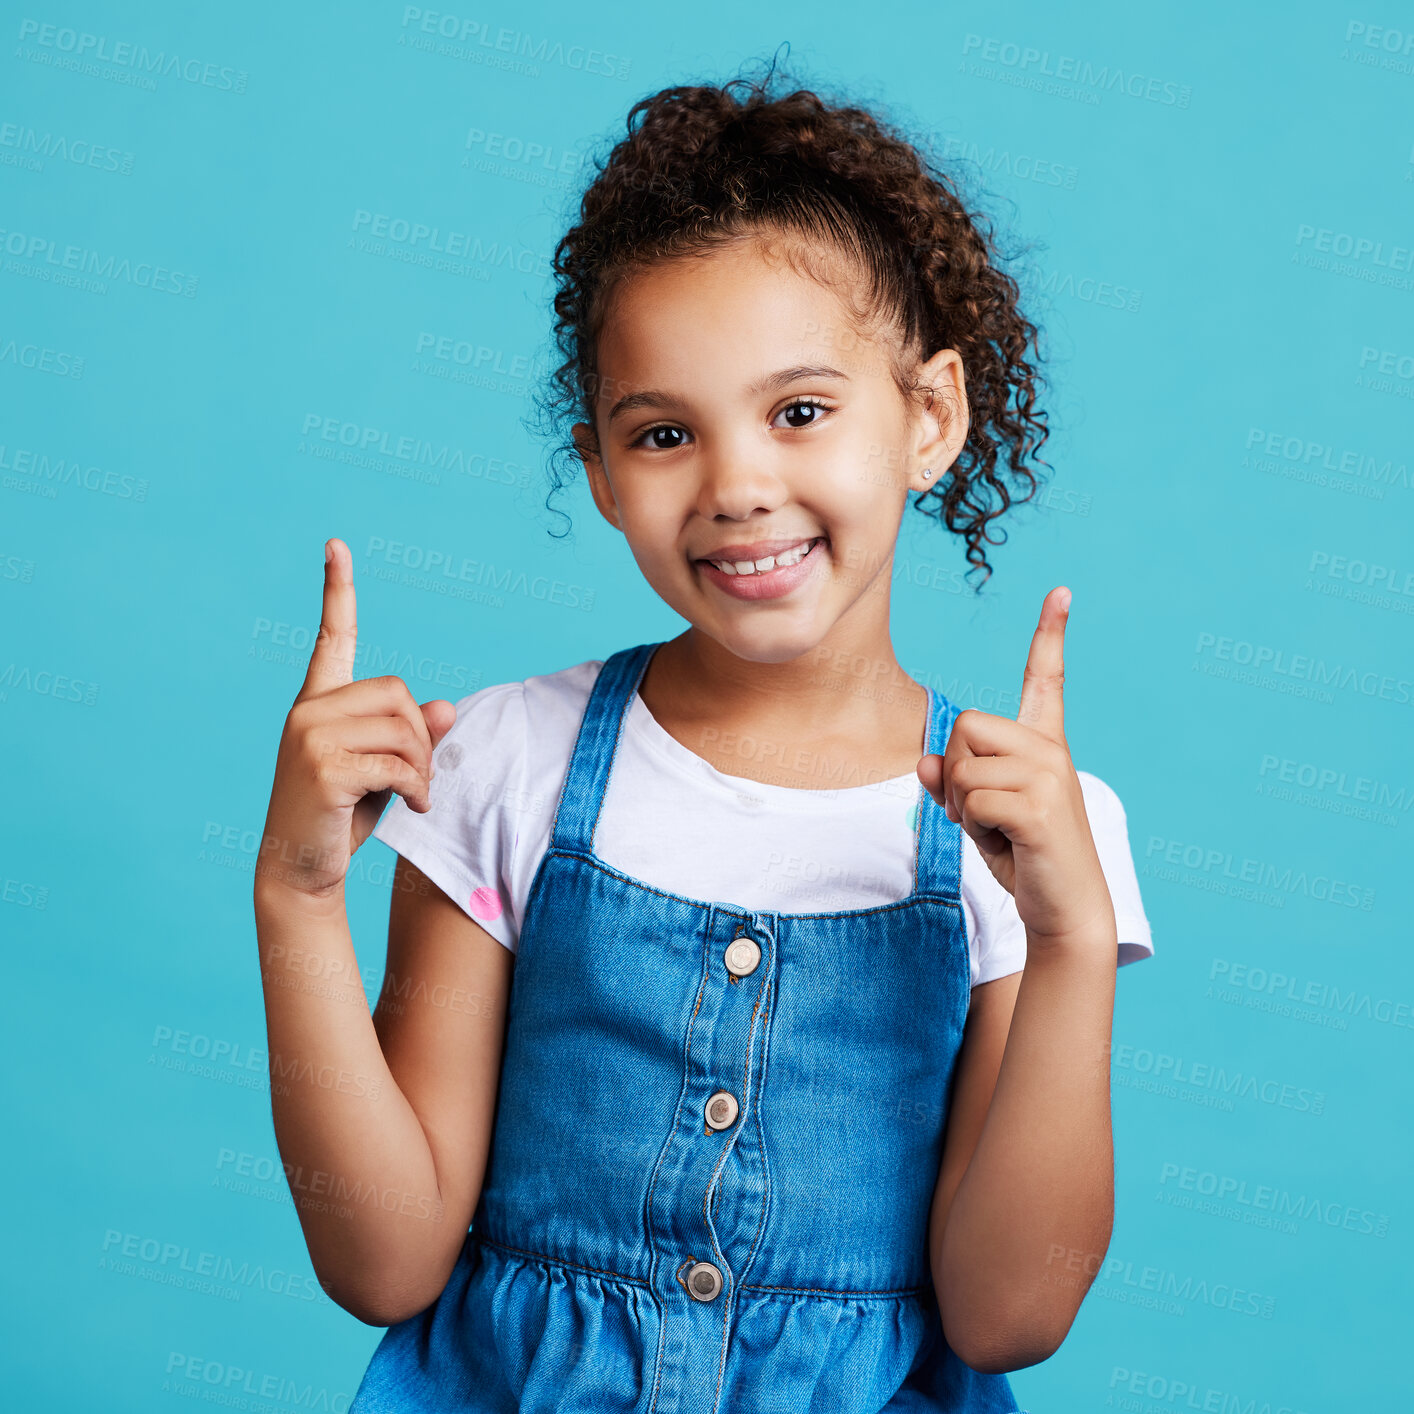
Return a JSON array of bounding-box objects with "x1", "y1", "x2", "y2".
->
[{"x1": 710, "y1": 539, "x2": 818, "y2": 576}]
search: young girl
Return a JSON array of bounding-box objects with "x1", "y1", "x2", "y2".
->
[{"x1": 254, "y1": 67, "x2": 1153, "y2": 1413}]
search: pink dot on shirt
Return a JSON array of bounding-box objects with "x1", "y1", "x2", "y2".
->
[{"x1": 469, "y1": 886, "x2": 503, "y2": 921}]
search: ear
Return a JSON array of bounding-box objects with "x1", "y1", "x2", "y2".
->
[
  {"x1": 573, "y1": 421, "x2": 624, "y2": 533},
  {"x1": 911, "y1": 349, "x2": 969, "y2": 494}
]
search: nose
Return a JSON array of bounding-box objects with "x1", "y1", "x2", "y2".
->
[{"x1": 693, "y1": 432, "x2": 790, "y2": 523}]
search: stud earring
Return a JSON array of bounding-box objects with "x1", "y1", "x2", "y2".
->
[{"x1": 922, "y1": 467, "x2": 933, "y2": 481}]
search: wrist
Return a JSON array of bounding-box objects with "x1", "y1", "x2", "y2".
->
[
  {"x1": 1024, "y1": 906, "x2": 1118, "y2": 958},
  {"x1": 254, "y1": 869, "x2": 348, "y2": 922}
]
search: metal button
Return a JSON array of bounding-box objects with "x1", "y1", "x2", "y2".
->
[
  {"x1": 724, "y1": 934, "x2": 761, "y2": 977},
  {"x1": 705, "y1": 1090, "x2": 739, "y2": 1131},
  {"x1": 686, "y1": 1260, "x2": 723, "y2": 1301}
]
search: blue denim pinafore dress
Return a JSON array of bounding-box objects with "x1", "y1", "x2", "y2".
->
[{"x1": 350, "y1": 641, "x2": 1021, "y2": 1412}]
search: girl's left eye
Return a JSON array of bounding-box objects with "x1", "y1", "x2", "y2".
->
[
  {"x1": 629, "y1": 398, "x2": 834, "y2": 450},
  {"x1": 773, "y1": 397, "x2": 833, "y2": 429}
]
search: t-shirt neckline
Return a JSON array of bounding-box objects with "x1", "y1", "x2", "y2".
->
[{"x1": 625, "y1": 689, "x2": 920, "y2": 808}]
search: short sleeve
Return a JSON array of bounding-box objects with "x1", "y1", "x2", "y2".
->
[
  {"x1": 369, "y1": 680, "x2": 526, "y2": 952},
  {"x1": 971, "y1": 770, "x2": 1155, "y2": 986}
]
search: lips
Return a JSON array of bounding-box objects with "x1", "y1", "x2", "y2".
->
[
  {"x1": 694, "y1": 537, "x2": 827, "y2": 602},
  {"x1": 696, "y1": 536, "x2": 825, "y2": 575}
]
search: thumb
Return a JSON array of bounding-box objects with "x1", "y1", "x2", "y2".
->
[
  {"x1": 916, "y1": 752, "x2": 945, "y2": 808},
  {"x1": 917, "y1": 751, "x2": 960, "y2": 823},
  {"x1": 421, "y1": 699, "x2": 458, "y2": 752}
]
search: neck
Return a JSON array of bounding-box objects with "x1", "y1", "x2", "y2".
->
[{"x1": 643, "y1": 625, "x2": 927, "y2": 751}]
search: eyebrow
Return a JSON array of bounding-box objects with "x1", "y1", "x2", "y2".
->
[{"x1": 605, "y1": 364, "x2": 852, "y2": 424}]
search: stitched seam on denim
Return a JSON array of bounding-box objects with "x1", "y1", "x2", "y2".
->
[
  {"x1": 644, "y1": 909, "x2": 711, "y2": 1414},
  {"x1": 588, "y1": 639, "x2": 659, "y2": 858},
  {"x1": 545, "y1": 655, "x2": 615, "y2": 854},
  {"x1": 515, "y1": 831, "x2": 568, "y2": 963},
  {"x1": 581, "y1": 646, "x2": 630, "y2": 853},
  {"x1": 703, "y1": 960, "x2": 767, "y2": 1248},
  {"x1": 469, "y1": 1232, "x2": 650, "y2": 1289},
  {"x1": 737, "y1": 1280, "x2": 932, "y2": 1299},
  {"x1": 730, "y1": 990, "x2": 767, "y2": 1239},
  {"x1": 735, "y1": 928, "x2": 776, "y2": 1295},
  {"x1": 703, "y1": 935, "x2": 771, "y2": 1407},
  {"x1": 912, "y1": 684, "x2": 934, "y2": 893},
  {"x1": 948, "y1": 875, "x2": 973, "y2": 1029},
  {"x1": 712, "y1": 1001, "x2": 769, "y2": 1385},
  {"x1": 692, "y1": 955, "x2": 718, "y2": 1244},
  {"x1": 918, "y1": 690, "x2": 962, "y2": 900},
  {"x1": 713, "y1": 1268, "x2": 730, "y2": 1413}
]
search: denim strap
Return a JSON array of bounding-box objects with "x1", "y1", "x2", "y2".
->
[
  {"x1": 914, "y1": 682, "x2": 963, "y2": 900},
  {"x1": 546, "y1": 640, "x2": 660, "y2": 857}
]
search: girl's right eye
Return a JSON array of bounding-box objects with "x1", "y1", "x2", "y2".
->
[{"x1": 630, "y1": 424, "x2": 689, "y2": 451}]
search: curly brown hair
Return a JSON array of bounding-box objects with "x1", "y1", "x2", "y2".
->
[{"x1": 526, "y1": 54, "x2": 1053, "y2": 592}]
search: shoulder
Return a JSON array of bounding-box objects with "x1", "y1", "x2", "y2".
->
[
  {"x1": 518, "y1": 657, "x2": 603, "y2": 747},
  {"x1": 438, "y1": 657, "x2": 602, "y2": 760},
  {"x1": 446, "y1": 658, "x2": 608, "y2": 832},
  {"x1": 369, "y1": 657, "x2": 607, "y2": 946}
]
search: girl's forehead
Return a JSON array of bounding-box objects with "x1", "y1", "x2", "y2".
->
[{"x1": 597, "y1": 239, "x2": 893, "y2": 371}]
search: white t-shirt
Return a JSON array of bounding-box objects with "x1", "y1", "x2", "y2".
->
[{"x1": 371, "y1": 659, "x2": 1155, "y2": 987}]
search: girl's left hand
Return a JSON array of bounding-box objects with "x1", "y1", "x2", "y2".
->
[{"x1": 916, "y1": 586, "x2": 1116, "y2": 949}]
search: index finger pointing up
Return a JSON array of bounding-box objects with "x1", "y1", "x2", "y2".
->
[
  {"x1": 297, "y1": 537, "x2": 358, "y2": 701},
  {"x1": 1015, "y1": 585, "x2": 1070, "y2": 741}
]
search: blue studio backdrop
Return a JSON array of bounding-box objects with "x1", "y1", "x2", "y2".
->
[{"x1": 3, "y1": 2, "x2": 1411, "y2": 1409}]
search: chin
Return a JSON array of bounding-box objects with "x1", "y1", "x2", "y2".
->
[{"x1": 698, "y1": 616, "x2": 833, "y2": 669}]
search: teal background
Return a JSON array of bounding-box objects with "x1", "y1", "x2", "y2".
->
[{"x1": 4, "y1": 2, "x2": 1411, "y2": 1409}]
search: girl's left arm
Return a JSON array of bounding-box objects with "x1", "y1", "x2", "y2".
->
[
  {"x1": 915, "y1": 586, "x2": 1123, "y2": 1374},
  {"x1": 926, "y1": 917, "x2": 1117, "y2": 1374}
]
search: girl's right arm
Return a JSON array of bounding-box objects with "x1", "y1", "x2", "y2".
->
[{"x1": 252, "y1": 539, "x2": 514, "y2": 1327}]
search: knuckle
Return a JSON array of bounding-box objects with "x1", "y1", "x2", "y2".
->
[
  {"x1": 394, "y1": 717, "x2": 428, "y2": 763},
  {"x1": 391, "y1": 758, "x2": 423, "y2": 799}
]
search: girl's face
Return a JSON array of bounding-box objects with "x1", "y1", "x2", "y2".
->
[{"x1": 575, "y1": 235, "x2": 967, "y2": 666}]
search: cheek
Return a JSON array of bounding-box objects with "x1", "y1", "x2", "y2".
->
[
  {"x1": 809, "y1": 456, "x2": 895, "y2": 526},
  {"x1": 819, "y1": 418, "x2": 909, "y2": 498},
  {"x1": 620, "y1": 498, "x2": 686, "y2": 563}
]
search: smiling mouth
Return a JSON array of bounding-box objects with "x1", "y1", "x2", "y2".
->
[{"x1": 697, "y1": 537, "x2": 826, "y2": 577}]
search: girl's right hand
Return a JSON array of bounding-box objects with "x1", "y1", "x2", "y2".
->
[{"x1": 255, "y1": 537, "x2": 457, "y2": 901}]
